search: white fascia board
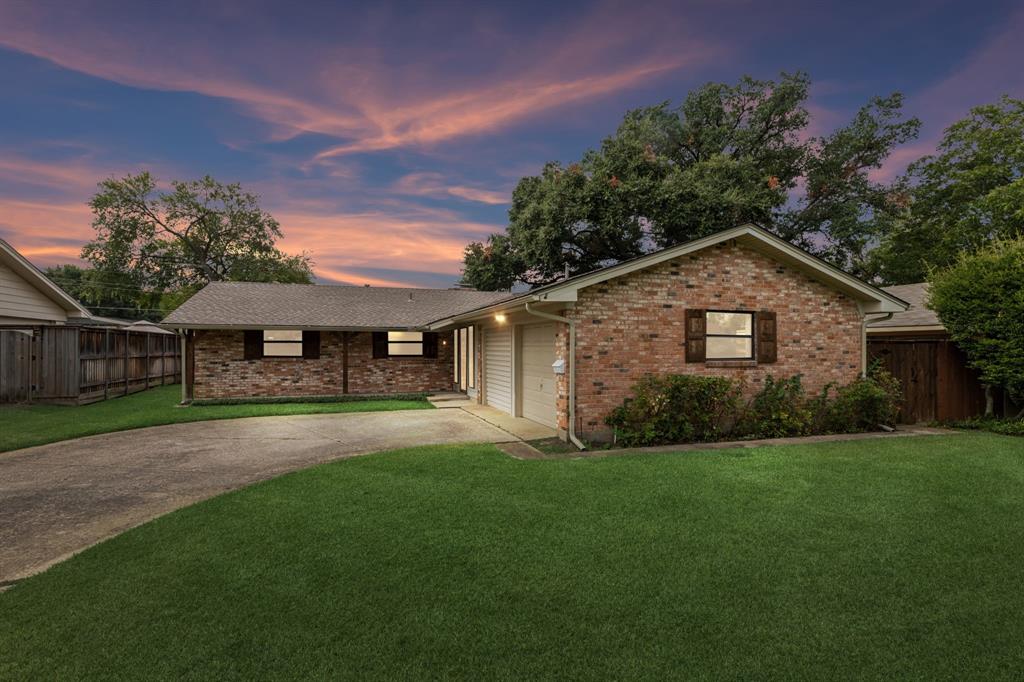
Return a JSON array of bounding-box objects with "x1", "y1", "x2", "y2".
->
[
  {"x1": 867, "y1": 324, "x2": 946, "y2": 334},
  {"x1": 516, "y1": 225, "x2": 909, "y2": 312}
]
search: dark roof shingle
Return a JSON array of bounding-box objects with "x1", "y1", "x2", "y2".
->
[
  {"x1": 161, "y1": 282, "x2": 513, "y2": 329},
  {"x1": 868, "y1": 283, "x2": 941, "y2": 328}
]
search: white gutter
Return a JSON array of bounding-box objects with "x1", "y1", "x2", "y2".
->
[
  {"x1": 861, "y1": 312, "x2": 894, "y2": 375},
  {"x1": 524, "y1": 300, "x2": 586, "y2": 451}
]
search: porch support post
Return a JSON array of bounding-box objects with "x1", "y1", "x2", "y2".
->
[{"x1": 342, "y1": 331, "x2": 350, "y2": 394}]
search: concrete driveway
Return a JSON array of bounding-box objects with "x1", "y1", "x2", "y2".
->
[{"x1": 0, "y1": 409, "x2": 516, "y2": 584}]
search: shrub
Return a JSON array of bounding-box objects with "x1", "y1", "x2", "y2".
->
[
  {"x1": 605, "y1": 375, "x2": 740, "y2": 447},
  {"x1": 948, "y1": 417, "x2": 1024, "y2": 437},
  {"x1": 822, "y1": 367, "x2": 902, "y2": 432},
  {"x1": 607, "y1": 368, "x2": 903, "y2": 447},
  {"x1": 738, "y1": 375, "x2": 812, "y2": 438},
  {"x1": 929, "y1": 238, "x2": 1024, "y2": 412}
]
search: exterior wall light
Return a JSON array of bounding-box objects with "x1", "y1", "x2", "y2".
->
[{"x1": 495, "y1": 313, "x2": 507, "y2": 324}]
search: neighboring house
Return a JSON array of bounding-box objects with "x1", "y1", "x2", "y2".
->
[
  {"x1": 867, "y1": 283, "x2": 988, "y2": 422},
  {"x1": 0, "y1": 238, "x2": 179, "y2": 404},
  {"x1": 165, "y1": 224, "x2": 907, "y2": 442},
  {"x1": 0, "y1": 237, "x2": 92, "y2": 325}
]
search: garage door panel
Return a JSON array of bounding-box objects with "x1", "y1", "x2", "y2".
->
[
  {"x1": 484, "y1": 326, "x2": 512, "y2": 414},
  {"x1": 521, "y1": 324, "x2": 556, "y2": 428}
]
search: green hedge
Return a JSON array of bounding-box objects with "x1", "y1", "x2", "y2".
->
[
  {"x1": 191, "y1": 393, "x2": 430, "y2": 407},
  {"x1": 607, "y1": 369, "x2": 903, "y2": 447}
]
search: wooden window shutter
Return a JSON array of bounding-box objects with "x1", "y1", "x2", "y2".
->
[
  {"x1": 685, "y1": 309, "x2": 706, "y2": 363},
  {"x1": 756, "y1": 311, "x2": 778, "y2": 364},
  {"x1": 371, "y1": 331, "x2": 388, "y2": 358},
  {"x1": 302, "y1": 330, "x2": 321, "y2": 359},
  {"x1": 423, "y1": 332, "x2": 438, "y2": 358},
  {"x1": 243, "y1": 330, "x2": 262, "y2": 360}
]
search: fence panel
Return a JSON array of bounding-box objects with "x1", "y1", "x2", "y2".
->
[{"x1": 0, "y1": 329, "x2": 33, "y2": 402}]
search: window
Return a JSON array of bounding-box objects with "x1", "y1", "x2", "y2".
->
[
  {"x1": 387, "y1": 331, "x2": 423, "y2": 356},
  {"x1": 705, "y1": 311, "x2": 753, "y2": 360},
  {"x1": 263, "y1": 329, "x2": 303, "y2": 357}
]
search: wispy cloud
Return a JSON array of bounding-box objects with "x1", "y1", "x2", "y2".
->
[
  {"x1": 0, "y1": 2, "x2": 719, "y2": 158},
  {"x1": 391, "y1": 172, "x2": 508, "y2": 205}
]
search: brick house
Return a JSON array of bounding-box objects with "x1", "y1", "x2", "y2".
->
[{"x1": 164, "y1": 224, "x2": 907, "y2": 443}]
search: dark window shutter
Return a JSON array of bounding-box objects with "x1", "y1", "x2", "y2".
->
[
  {"x1": 302, "y1": 330, "x2": 321, "y2": 359},
  {"x1": 423, "y1": 332, "x2": 438, "y2": 358},
  {"x1": 243, "y1": 330, "x2": 262, "y2": 360},
  {"x1": 372, "y1": 331, "x2": 388, "y2": 358},
  {"x1": 757, "y1": 311, "x2": 778, "y2": 363},
  {"x1": 685, "y1": 309, "x2": 706, "y2": 363}
]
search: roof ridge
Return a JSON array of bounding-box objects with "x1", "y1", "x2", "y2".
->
[{"x1": 207, "y1": 280, "x2": 504, "y2": 294}]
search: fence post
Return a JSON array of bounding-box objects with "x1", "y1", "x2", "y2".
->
[
  {"x1": 104, "y1": 328, "x2": 110, "y2": 400},
  {"x1": 145, "y1": 332, "x2": 151, "y2": 388},
  {"x1": 124, "y1": 329, "x2": 129, "y2": 396}
]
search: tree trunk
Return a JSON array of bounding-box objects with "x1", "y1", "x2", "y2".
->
[{"x1": 984, "y1": 385, "x2": 994, "y2": 417}]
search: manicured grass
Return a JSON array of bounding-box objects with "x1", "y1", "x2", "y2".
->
[
  {"x1": 3, "y1": 433, "x2": 1023, "y2": 679},
  {"x1": 0, "y1": 385, "x2": 432, "y2": 452}
]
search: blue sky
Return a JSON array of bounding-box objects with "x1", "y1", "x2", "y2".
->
[{"x1": 0, "y1": 0, "x2": 1021, "y2": 287}]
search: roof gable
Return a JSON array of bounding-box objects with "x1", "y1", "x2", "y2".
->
[
  {"x1": 431, "y1": 224, "x2": 908, "y2": 327},
  {"x1": 0, "y1": 238, "x2": 91, "y2": 319}
]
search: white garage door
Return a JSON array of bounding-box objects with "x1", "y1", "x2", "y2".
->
[
  {"x1": 520, "y1": 323, "x2": 557, "y2": 428},
  {"x1": 484, "y1": 325, "x2": 512, "y2": 414}
]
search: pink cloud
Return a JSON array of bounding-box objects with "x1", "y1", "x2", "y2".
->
[
  {"x1": 0, "y1": 199, "x2": 94, "y2": 265},
  {"x1": 0, "y1": 3, "x2": 722, "y2": 157},
  {"x1": 391, "y1": 172, "x2": 508, "y2": 205},
  {"x1": 273, "y1": 204, "x2": 499, "y2": 285}
]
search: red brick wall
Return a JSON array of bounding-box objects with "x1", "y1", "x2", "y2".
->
[
  {"x1": 561, "y1": 240, "x2": 863, "y2": 441},
  {"x1": 192, "y1": 330, "x2": 454, "y2": 399}
]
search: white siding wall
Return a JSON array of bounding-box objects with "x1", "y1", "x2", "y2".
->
[
  {"x1": 0, "y1": 261, "x2": 67, "y2": 323},
  {"x1": 484, "y1": 325, "x2": 512, "y2": 414}
]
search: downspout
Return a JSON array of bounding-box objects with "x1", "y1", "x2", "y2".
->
[
  {"x1": 524, "y1": 300, "x2": 586, "y2": 451},
  {"x1": 861, "y1": 312, "x2": 894, "y2": 376}
]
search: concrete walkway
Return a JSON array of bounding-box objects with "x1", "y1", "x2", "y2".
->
[
  {"x1": 0, "y1": 409, "x2": 515, "y2": 584},
  {"x1": 502, "y1": 425, "x2": 956, "y2": 460}
]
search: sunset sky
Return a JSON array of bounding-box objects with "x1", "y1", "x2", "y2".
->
[{"x1": 1, "y1": 0, "x2": 1022, "y2": 288}]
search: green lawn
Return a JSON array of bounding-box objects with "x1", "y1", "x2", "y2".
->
[
  {"x1": 0, "y1": 385, "x2": 432, "y2": 452},
  {"x1": 3, "y1": 433, "x2": 1023, "y2": 679}
]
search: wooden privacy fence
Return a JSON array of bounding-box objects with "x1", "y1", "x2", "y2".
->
[
  {"x1": 0, "y1": 325, "x2": 180, "y2": 405},
  {"x1": 868, "y1": 336, "x2": 985, "y2": 423},
  {"x1": 0, "y1": 329, "x2": 33, "y2": 402}
]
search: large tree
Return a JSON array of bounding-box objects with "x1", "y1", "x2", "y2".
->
[
  {"x1": 869, "y1": 96, "x2": 1024, "y2": 284},
  {"x1": 82, "y1": 173, "x2": 313, "y2": 305},
  {"x1": 461, "y1": 72, "x2": 919, "y2": 290}
]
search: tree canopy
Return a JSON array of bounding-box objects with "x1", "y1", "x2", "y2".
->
[
  {"x1": 44, "y1": 264, "x2": 157, "y2": 320},
  {"x1": 928, "y1": 238, "x2": 1024, "y2": 415},
  {"x1": 461, "y1": 72, "x2": 920, "y2": 290},
  {"x1": 869, "y1": 96, "x2": 1024, "y2": 284},
  {"x1": 76, "y1": 173, "x2": 312, "y2": 317}
]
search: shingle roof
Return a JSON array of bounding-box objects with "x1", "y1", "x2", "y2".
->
[
  {"x1": 161, "y1": 281, "x2": 514, "y2": 329},
  {"x1": 868, "y1": 283, "x2": 942, "y2": 328}
]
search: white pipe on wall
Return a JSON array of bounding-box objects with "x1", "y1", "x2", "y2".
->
[{"x1": 861, "y1": 312, "x2": 894, "y2": 376}]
